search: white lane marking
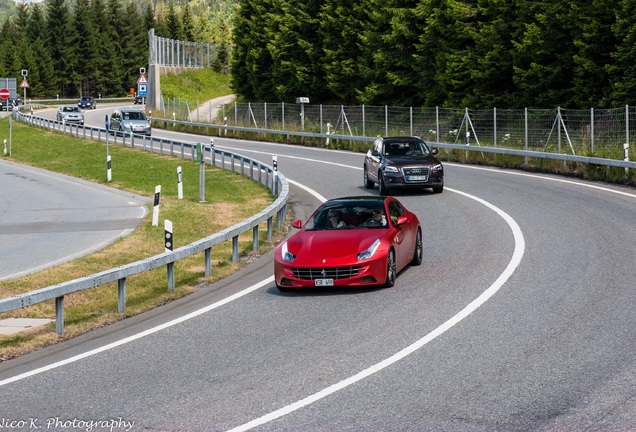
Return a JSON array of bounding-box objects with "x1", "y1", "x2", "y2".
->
[
  {"x1": 221, "y1": 143, "x2": 636, "y2": 199},
  {"x1": 287, "y1": 178, "x2": 327, "y2": 202},
  {"x1": 226, "y1": 187, "x2": 526, "y2": 431},
  {"x1": 0, "y1": 277, "x2": 274, "y2": 387},
  {"x1": 220, "y1": 145, "x2": 361, "y2": 170},
  {"x1": 451, "y1": 163, "x2": 636, "y2": 199}
]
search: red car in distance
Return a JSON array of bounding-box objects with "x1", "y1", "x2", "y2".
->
[{"x1": 274, "y1": 196, "x2": 422, "y2": 292}]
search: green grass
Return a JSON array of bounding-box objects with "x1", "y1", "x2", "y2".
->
[
  {"x1": 160, "y1": 68, "x2": 233, "y2": 102},
  {"x1": 0, "y1": 71, "x2": 286, "y2": 360}
]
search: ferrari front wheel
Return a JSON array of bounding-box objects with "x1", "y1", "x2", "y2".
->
[
  {"x1": 384, "y1": 249, "x2": 396, "y2": 288},
  {"x1": 411, "y1": 228, "x2": 422, "y2": 266}
]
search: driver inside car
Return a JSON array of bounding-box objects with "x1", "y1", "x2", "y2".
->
[{"x1": 365, "y1": 207, "x2": 387, "y2": 227}]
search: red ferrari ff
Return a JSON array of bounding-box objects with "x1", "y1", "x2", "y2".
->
[{"x1": 274, "y1": 196, "x2": 422, "y2": 291}]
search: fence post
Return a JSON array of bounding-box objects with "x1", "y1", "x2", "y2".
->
[
  {"x1": 362, "y1": 104, "x2": 366, "y2": 137},
  {"x1": 591, "y1": 107, "x2": 595, "y2": 154},
  {"x1": 494, "y1": 107, "x2": 497, "y2": 147},
  {"x1": 524, "y1": 108, "x2": 528, "y2": 165}
]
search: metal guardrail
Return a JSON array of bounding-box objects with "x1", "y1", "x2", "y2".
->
[
  {"x1": 153, "y1": 117, "x2": 636, "y2": 171},
  {"x1": 0, "y1": 109, "x2": 290, "y2": 335}
]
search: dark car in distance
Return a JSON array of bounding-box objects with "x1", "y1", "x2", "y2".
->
[
  {"x1": 78, "y1": 96, "x2": 96, "y2": 109},
  {"x1": 363, "y1": 136, "x2": 444, "y2": 195},
  {"x1": 1, "y1": 97, "x2": 22, "y2": 111}
]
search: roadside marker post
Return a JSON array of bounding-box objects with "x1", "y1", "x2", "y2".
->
[
  {"x1": 210, "y1": 138, "x2": 215, "y2": 167},
  {"x1": 177, "y1": 166, "x2": 183, "y2": 200},
  {"x1": 197, "y1": 143, "x2": 206, "y2": 202},
  {"x1": 105, "y1": 115, "x2": 111, "y2": 182},
  {"x1": 164, "y1": 220, "x2": 173, "y2": 253},
  {"x1": 152, "y1": 185, "x2": 161, "y2": 227},
  {"x1": 272, "y1": 155, "x2": 278, "y2": 196}
]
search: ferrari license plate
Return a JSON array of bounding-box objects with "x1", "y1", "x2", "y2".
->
[{"x1": 314, "y1": 278, "x2": 334, "y2": 286}]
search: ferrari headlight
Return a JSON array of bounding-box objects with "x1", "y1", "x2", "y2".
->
[
  {"x1": 281, "y1": 241, "x2": 295, "y2": 262},
  {"x1": 357, "y1": 238, "x2": 380, "y2": 261}
]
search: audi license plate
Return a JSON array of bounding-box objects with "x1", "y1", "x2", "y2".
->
[
  {"x1": 314, "y1": 278, "x2": 334, "y2": 286},
  {"x1": 406, "y1": 175, "x2": 427, "y2": 181}
]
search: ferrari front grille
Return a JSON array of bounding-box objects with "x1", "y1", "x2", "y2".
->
[{"x1": 292, "y1": 266, "x2": 362, "y2": 280}]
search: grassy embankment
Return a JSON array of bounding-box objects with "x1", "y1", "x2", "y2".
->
[{"x1": 0, "y1": 70, "x2": 285, "y2": 361}]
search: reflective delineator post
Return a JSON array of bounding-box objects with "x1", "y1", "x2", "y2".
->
[
  {"x1": 177, "y1": 166, "x2": 183, "y2": 200},
  {"x1": 152, "y1": 185, "x2": 161, "y2": 226}
]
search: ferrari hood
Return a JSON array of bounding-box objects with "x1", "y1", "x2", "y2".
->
[{"x1": 287, "y1": 229, "x2": 382, "y2": 261}]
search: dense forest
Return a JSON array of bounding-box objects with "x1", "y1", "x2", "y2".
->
[
  {"x1": 0, "y1": 0, "x2": 234, "y2": 98},
  {"x1": 230, "y1": 0, "x2": 636, "y2": 109},
  {"x1": 3, "y1": 0, "x2": 636, "y2": 108}
]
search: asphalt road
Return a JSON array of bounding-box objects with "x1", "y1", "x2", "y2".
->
[
  {"x1": 0, "y1": 158, "x2": 150, "y2": 281},
  {"x1": 0, "y1": 112, "x2": 635, "y2": 431}
]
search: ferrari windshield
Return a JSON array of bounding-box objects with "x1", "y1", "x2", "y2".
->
[{"x1": 304, "y1": 201, "x2": 388, "y2": 230}]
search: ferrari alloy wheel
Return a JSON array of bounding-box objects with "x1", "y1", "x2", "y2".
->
[
  {"x1": 378, "y1": 172, "x2": 389, "y2": 195},
  {"x1": 364, "y1": 168, "x2": 374, "y2": 189},
  {"x1": 411, "y1": 228, "x2": 422, "y2": 266},
  {"x1": 384, "y1": 249, "x2": 396, "y2": 288}
]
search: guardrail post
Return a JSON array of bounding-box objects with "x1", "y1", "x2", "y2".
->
[
  {"x1": 167, "y1": 262, "x2": 175, "y2": 291},
  {"x1": 118, "y1": 278, "x2": 126, "y2": 313},
  {"x1": 277, "y1": 208, "x2": 284, "y2": 230},
  {"x1": 55, "y1": 296, "x2": 64, "y2": 335},
  {"x1": 252, "y1": 226, "x2": 259, "y2": 252},
  {"x1": 267, "y1": 216, "x2": 273, "y2": 240},
  {"x1": 232, "y1": 236, "x2": 239, "y2": 263},
  {"x1": 205, "y1": 247, "x2": 212, "y2": 277}
]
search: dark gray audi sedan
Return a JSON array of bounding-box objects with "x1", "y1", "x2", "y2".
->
[{"x1": 363, "y1": 136, "x2": 444, "y2": 195}]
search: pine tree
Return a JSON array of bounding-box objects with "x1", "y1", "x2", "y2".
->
[
  {"x1": 231, "y1": 0, "x2": 276, "y2": 100},
  {"x1": 26, "y1": 4, "x2": 56, "y2": 98},
  {"x1": 607, "y1": 0, "x2": 636, "y2": 106},
  {"x1": 46, "y1": 0, "x2": 74, "y2": 97},
  {"x1": 571, "y1": 0, "x2": 616, "y2": 107},
  {"x1": 511, "y1": 0, "x2": 578, "y2": 107},
  {"x1": 166, "y1": 1, "x2": 181, "y2": 40},
  {"x1": 319, "y1": 0, "x2": 366, "y2": 103},
  {"x1": 73, "y1": 0, "x2": 100, "y2": 97}
]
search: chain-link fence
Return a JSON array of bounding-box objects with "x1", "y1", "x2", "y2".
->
[{"x1": 160, "y1": 99, "x2": 636, "y2": 160}]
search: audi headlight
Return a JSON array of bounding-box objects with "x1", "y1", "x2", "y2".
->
[
  {"x1": 357, "y1": 239, "x2": 380, "y2": 261},
  {"x1": 383, "y1": 166, "x2": 399, "y2": 173},
  {"x1": 281, "y1": 241, "x2": 295, "y2": 262},
  {"x1": 432, "y1": 163, "x2": 443, "y2": 173}
]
